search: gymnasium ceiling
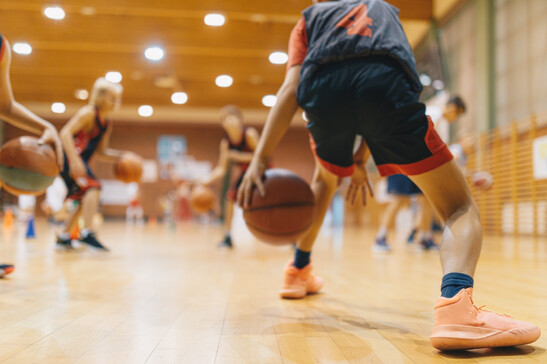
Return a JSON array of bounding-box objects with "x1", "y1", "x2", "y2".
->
[{"x1": 0, "y1": 0, "x2": 465, "y2": 124}]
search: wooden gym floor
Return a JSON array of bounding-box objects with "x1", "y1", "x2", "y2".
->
[{"x1": 0, "y1": 216, "x2": 545, "y2": 363}]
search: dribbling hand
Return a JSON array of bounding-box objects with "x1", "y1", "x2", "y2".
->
[
  {"x1": 346, "y1": 163, "x2": 373, "y2": 206},
  {"x1": 237, "y1": 156, "x2": 268, "y2": 208}
]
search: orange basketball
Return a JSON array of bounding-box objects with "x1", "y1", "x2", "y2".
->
[
  {"x1": 243, "y1": 169, "x2": 315, "y2": 245},
  {"x1": 0, "y1": 136, "x2": 58, "y2": 196},
  {"x1": 114, "y1": 154, "x2": 143, "y2": 183},
  {"x1": 190, "y1": 185, "x2": 215, "y2": 214},
  {"x1": 472, "y1": 171, "x2": 493, "y2": 191}
]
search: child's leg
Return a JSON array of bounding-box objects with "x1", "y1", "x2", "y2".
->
[
  {"x1": 280, "y1": 159, "x2": 338, "y2": 299},
  {"x1": 410, "y1": 160, "x2": 481, "y2": 276},
  {"x1": 296, "y1": 158, "x2": 340, "y2": 252},
  {"x1": 377, "y1": 195, "x2": 407, "y2": 238},
  {"x1": 82, "y1": 189, "x2": 101, "y2": 231}
]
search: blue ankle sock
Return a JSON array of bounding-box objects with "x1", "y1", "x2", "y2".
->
[
  {"x1": 293, "y1": 248, "x2": 311, "y2": 269},
  {"x1": 441, "y1": 272, "x2": 474, "y2": 298}
]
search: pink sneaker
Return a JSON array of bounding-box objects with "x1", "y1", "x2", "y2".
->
[
  {"x1": 279, "y1": 261, "x2": 323, "y2": 299},
  {"x1": 431, "y1": 288, "x2": 541, "y2": 350}
]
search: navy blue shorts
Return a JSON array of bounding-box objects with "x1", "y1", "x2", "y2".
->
[
  {"x1": 298, "y1": 56, "x2": 452, "y2": 177},
  {"x1": 387, "y1": 174, "x2": 422, "y2": 196}
]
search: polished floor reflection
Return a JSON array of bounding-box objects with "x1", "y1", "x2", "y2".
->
[{"x1": 0, "y1": 218, "x2": 545, "y2": 363}]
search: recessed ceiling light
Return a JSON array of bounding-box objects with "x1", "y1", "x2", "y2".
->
[
  {"x1": 51, "y1": 102, "x2": 66, "y2": 114},
  {"x1": 145, "y1": 46, "x2": 164, "y2": 61},
  {"x1": 262, "y1": 95, "x2": 277, "y2": 107},
  {"x1": 432, "y1": 80, "x2": 445, "y2": 90},
  {"x1": 420, "y1": 74, "x2": 432, "y2": 87},
  {"x1": 215, "y1": 75, "x2": 233, "y2": 88},
  {"x1": 74, "y1": 89, "x2": 89, "y2": 100},
  {"x1": 44, "y1": 6, "x2": 65, "y2": 20},
  {"x1": 138, "y1": 105, "x2": 153, "y2": 117},
  {"x1": 171, "y1": 92, "x2": 188, "y2": 105},
  {"x1": 204, "y1": 13, "x2": 225, "y2": 27},
  {"x1": 12, "y1": 42, "x2": 32, "y2": 55},
  {"x1": 269, "y1": 51, "x2": 288, "y2": 65},
  {"x1": 105, "y1": 71, "x2": 122, "y2": 83}
]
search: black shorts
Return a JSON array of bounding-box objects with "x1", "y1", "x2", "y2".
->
[
  {"x1": 298, "y1": 56, "x2": 452, "y2": 177},
  {"x1": 60, "y1": 154, "x2": 101, "y2": 201},
  {"x1": 387, "y1": 174, "x2": 422, "y2": 196}
]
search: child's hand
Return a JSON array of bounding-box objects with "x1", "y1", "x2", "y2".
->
[
  {"x1": 39, "y1": 126, "x2": 64, "y2": 171},
  {"x1": 237, "y1": 156, "x2": 268, "y2": 208},
  {"x1": 346, "y1": 164, "x2": 373, "y2": 206}
]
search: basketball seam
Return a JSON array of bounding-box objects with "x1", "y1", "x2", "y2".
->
[
  {"x1": 243, "y1": 201, "x2": 314, "y2": 213},
  {"x1": 244, "y1": 220, "x2": 312, "y2": 236}
]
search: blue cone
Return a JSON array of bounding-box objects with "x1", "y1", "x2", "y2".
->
[{"x1": 25, "y1": 217, "x2": 36, "y2": 239}]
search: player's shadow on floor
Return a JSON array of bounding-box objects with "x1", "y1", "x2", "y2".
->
[{"x1": 438, "y1": 345, "x2": 545, "y2": 359}]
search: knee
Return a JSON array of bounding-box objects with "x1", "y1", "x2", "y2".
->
[{"x1": 445, "y1": 200, "x2": 481, "y2": 226}]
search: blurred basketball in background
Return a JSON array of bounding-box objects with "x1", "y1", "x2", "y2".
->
[
  {"x1": 243, "y1": 169, "x2": 315, "y2": 245},
  {"x1": 114, "y1": 154, "x2": 143, "y2": 183},
  {"x1": 472, "y1": 171, "x2": 493, "y2": 191},
  {"x1": 190, "y1": 185, "x2": 215, "y2": 214},
  {"x1": 0, "y1": 136, "x2": 58, "y2": 196}
]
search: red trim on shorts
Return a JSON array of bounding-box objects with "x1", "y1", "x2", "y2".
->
[
  {"x1": 376, "y1": 116, "x2": 453, "y2": 177},
  {"x1": 0, "y1": 37, "x2": 5, "y2": 62},
  {"x1": 308, "y1": 133, "x2": 354, "y2": 178}
]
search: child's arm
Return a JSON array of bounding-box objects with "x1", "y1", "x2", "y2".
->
[
  {"x1": 0, "y1": 38, "x2": 64, "y2": 168},
  {"x1": 95, "y1": 125, "x2": 133, "y2": 163},
  {"x1": 237, "y1": 66, "x2": 301, "y2": 207},
  {"x1": 201, "y1": 139, "x2": 230, "y2": 186}
]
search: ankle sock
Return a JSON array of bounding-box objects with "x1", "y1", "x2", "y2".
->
[
  {"x1": 293, "y1": 248, "x2": 311, "y2": 269},
  {"x1": 441, "y1": 272, "x2": 474, "y2": 298}
]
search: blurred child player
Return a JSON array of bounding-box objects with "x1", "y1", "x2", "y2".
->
[
  {"x1": 202, "y1": 105, "x2": 259, "y2": 248},
  {"x1": 56, "y1": 78, "x2": 138, "y2": 251}
]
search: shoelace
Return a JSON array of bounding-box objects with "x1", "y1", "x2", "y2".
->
[{"x1": 475, "y1": 304, "x2": 513, "y2": 318}]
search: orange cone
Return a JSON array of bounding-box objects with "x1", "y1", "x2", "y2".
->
[{"x1": 3, "y1": 208, "x2": 14, "y2": 230}]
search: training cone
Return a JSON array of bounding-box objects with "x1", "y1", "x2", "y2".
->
[
  {"x1": 3, "y1": 208, "x2": 14, "y2": 230},
  {"x1": 25, "y1": 217, "x2": 36, "y2": 239}
]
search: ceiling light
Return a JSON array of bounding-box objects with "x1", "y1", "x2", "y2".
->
[
  {"x1": 44, "y1": 6, "x2": 65, "y2": 20},
  {"x1": 12, "y1": 42, "x2": 32, "y2": 55},
  {"x1": 215, "y1": 75, "x2": 233, "y2": 88},
  {"x1": 105, "y1": 71, "x2": 122, "y2": 83},
  {"x1": 74, "y1": 89, "x2": 89, "y2": 100},
  {"x1": 269, "y1": 51, "x2": 288, "y2": 65},
  {"x1": 419, "y1": 74, "x2": 432, "y2": 87},
  {"x1": 432, "y1": 80, "x2": 445, "y2": 90},
  {"x1": 171, "y1": 92, "x2": 188, "y2": 105},
  {"x1": 145, "y1": 46, "x2": 164, "y2": 61},
  {"x1": 262, "y1": 95, "x2": 277, "y2": 107},
  {"x1": 204, "y1": 13, "x2": 225, "y2": 27},
  {"x1": 51, "y1": 102, "x2": 66, "y2": 114},
  {"x1": 138, "y1": 105, "x2": 153, "y2": 117}
]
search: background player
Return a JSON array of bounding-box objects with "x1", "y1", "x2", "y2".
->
[
  {"x1": 55, "y1": 78, "x2": 137, "y2": 251},
  {"x1": 0, "y1": 33, "x2": 64, "y2": 276},
  {"x1": 238, "y1": 0, "x2": 539, "y2": 351},
  {"x1": 374, "y1": 96, "x2": 467, "y2": 252},
  {"x1": 201, "y1": 105, "x2": 259, "y2": 248}
]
